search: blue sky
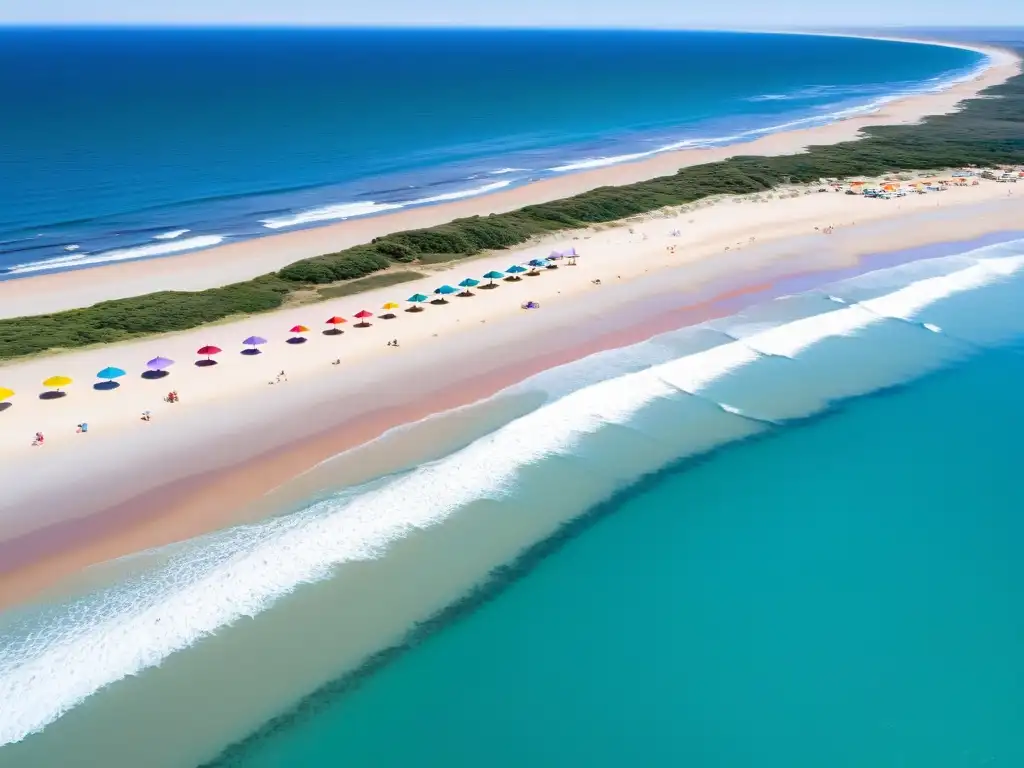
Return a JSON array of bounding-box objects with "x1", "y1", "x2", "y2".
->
[{"x1": 1, "y1": 0, "x2": 1021, "y2": 27}]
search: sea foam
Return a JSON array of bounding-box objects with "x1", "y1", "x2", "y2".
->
[
  {"x1": 261, "y1": 180, "x2": 513, "y2": 230},
  {"x1": 1, "y1": 249, "x2": 1022, "y2": 746},
  {"x1": 5, "y1": 236, "x2": 226, "y2": 275}
]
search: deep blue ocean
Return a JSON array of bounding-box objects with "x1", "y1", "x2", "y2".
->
[{"x1": 0, "y1": 28, "x2": 984, "y2": 276}]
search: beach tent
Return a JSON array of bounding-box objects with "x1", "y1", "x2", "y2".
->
[
  {"x1": 242, "y1": 336, "x2": 267, "y2": 353},
  {"x1": 380, "y1": 302, "x2": 401, "y2": 320},
  {"x1": 458, "y1": 278, "x2": 480, "y2": 297},
  {"x1": 407, "y1": 294, "x2": 428, "y2": 312},
  {"x1": 481, "y1": 270, "x2": 504, "y2": 289},
  {"x1": 354, "y1": 310, "x2": 374, "y2": 327},
  {"x1": 325, "y1": 316, "x2": 347, "y2": 335}
]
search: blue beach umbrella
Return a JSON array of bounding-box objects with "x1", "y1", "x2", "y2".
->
[
  {"x1": 94, "y1": 366, "x2": 127, "y2": 390},
  {"x1": 433, "y1": 284, "x2": 457, "y2": 305},
  {"x1": 528, "y1": 258, "x2": 550, "y2": 268},
  {"x1": 481, "y1": 270, "x2": 505, "y2": 289},
  {"x1": 457, "y1": 278, "x2": 480, "y2": 297},
  {"x1": 407, "y1": 293, "x2": 428, "y2": 313},
  {"x1": 505, "y1": 264, "x2": 527, "y2": 281},
  {"x1": 96, "y1": 366, "x2": 126, "y2": 380}
]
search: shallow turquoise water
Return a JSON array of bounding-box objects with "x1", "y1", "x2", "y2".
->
[{"x1": 224, "y1": 345, "x2": 1024, "y2": 767}]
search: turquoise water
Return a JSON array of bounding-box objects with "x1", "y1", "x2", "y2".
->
[
  {"x1": 2, "y1": 237, "x2": 1024, "y2": 766},
  {"x1": 0, "y1": 28, "x2": 983, "y2": 276},
  {"x1": 224, "y1": 346, "x2": 1024, "y2": 767}
]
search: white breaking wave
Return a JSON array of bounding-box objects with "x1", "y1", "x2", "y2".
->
[
  {"x1": 63, "y1": 244, "x2": 80, "y2": 252},
  {"x1": 489, "y1": 167, "x2": 529, "y2": 175},
  {"x1": 1, "y1": 251, "x2": 1022, "y2": 746},
  {"x1": 4, "y1": 236, "x2": 227, "y2": 275},
  {"x1": 261, "y1": 180, "x2": 514, "y2": 230},
  {"x1": 153, "y1": 229, "x2": 191, "y2": 240}
]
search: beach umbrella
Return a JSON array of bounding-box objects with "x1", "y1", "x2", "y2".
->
[
  {"x1": 457, "y1": 278, "x2": 480, "y2": 297},
  {"x1": 380, "y1": 302, "x2": 401, "y2": 320},
  {"x1": 407, "y1": 293, "x2": 428, "y2": 313},
  {"x1": 43, "y1": 375, "x2": 73, "y2": 389},
  {"x1": 505, "y1": 264, "x2": 527, "y2": 281},
  {"x1": 96, "y1": 366, "x2": 126, "y2": 381},
  {"x1": 354, "y1": 310, "x2": 374, "y2": 327},
  {"x1": 290, "y1": 325, "x2": 310, "y2": 334},
  {"x1": 242, "y1": 335, "x2": 267, "y2": 353},
  {"x1": 287, "y1": 325, "x2": 309, "y2": 344},
  {"x1": 481, "y1": 270, "x2": 504, "y2": 289},
  {"x1": 325, "y1": 316, "x2": 347, "y2": 335},
  {"x1": 197, "y1": 345, "x2": 222, "y2": 361},
  {"x1": 0, "y1": 387, "x2": 14, "y2": 402},
  {"x1": 528, "y1": 259, "x2": 549, "y2": 268},
  {"x1": 433, "y1": 285, "x2": 457, "y2": 305},
  {"x1": 147, "y1": 356, "x2": 174, "y2": 370}
]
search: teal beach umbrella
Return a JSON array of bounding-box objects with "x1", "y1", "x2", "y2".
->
[
  {"x1": 407, "y1": 293, "x2": 429, "y2": 313},
  {"x1": 458, "y1": 278, "x2": 480, "y2": 296},
  {"x1": 433, "y1": 285, "x2": 457, "y2": 304},
  {"x1": 482, "y1": 270, "x2": 505, "y2": 289},
  {"x1": 97, "y1": 366, "x2": 126, "y2": 380},
  {"x1": 506, "y1": 265, "x2": 527, "y2": 281}
]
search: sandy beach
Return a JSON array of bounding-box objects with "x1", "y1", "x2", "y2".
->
[
  {"x1": 0, "y1": 39, "x2": 1017, "y2": 318},
  {"x1": 1, "y1": 178, "x2": 1023, "y2": 607},
  {"x1": 0, "y1": 35, "x2": 1021, "y2": 610}
]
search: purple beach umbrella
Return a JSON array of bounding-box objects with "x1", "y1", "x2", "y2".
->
[
  {"x1": 242, "y1": 335, "x2": 268, "y2": 354},
  {"x1": 146, "y1": 356, "x2": 174, "y2": 370}
]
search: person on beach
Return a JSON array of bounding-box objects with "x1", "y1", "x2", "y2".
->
[
  {"x1": 141, "y1": 411, "x2": 151, "y2": 422},
  {"x1": 77, "y1": 423, "x2": 88, "y2": 433},
  {"x1": 32, "y1": 431, "x2": 44, "y2": 446}
]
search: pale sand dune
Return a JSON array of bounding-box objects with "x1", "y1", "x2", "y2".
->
[{"x1": 0, "y1": 42, "x2": 1016, "y2": 318}]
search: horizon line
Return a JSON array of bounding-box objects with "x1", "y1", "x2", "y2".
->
[{"x1": 0, "y1": 22, "x2": 1020, "y2": 30}]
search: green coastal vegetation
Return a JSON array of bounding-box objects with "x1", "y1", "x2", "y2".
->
[{"x1": 1, "y1": 66, "x2": 1022, "y2": 361}]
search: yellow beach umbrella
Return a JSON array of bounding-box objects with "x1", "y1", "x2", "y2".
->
[
  {"x1": 0, "y1": 387, "x2": 14, "y2": 402},
  {"x1": 381, "y1": 301, "x2": 401, "y2": 320},
  {"x1": 382, "y1": 302, "x2": 401, "y2": 311},
  {"x1": 43, "y1": 375, "x2": 73, "y2": 388}
]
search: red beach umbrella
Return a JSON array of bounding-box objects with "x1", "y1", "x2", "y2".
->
[
  {"x1": 290, "y1": 325, "x2": 310, "y2": 333},
  {"x1": 353, "y1": 310, "x2": 373, "y2": 328},
  {"x1": 197, "y1": 345, "x2": 222, "y2": 359},
  {"x1": 325, "y1": 316, "x2": 347, "y2": 336}
]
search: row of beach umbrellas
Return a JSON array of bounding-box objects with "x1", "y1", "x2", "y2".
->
[{"x1": 0, "y1": 257, "x2": 577, "y2": 403}]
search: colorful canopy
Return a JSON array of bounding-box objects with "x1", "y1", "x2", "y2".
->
[
  {"x1": 197, "y1": 345, "x2": 222, "y2": 356},
  {"x1": 382, "y1": 302, "x2": 400, "y2": 311},
  {"x1": 147, "y1": 357, "x2": 174, "y2": 370},
  {"x1": 354, "y1": 310, "x2": 374, "y2": 319},
  {"x1": 290, "y1": 325, "x2": 310, "y2": 333},
  {"x1": 43, "y1": 375, "x2": 72, "y2": 388},
  {"x1": 243, "y1": 336, "x2": 267, "y2": 346},
  {"x1": 458, "y1": 278, "x2": 480, "y2": 288},
  {"x1": 435, "y1": 285, "x2": 457, "y2": 295},
  {"x1": 408, "y1": 293, "x2": 428, "y2": 303},
  {"x1": 483, "y1": 271, "x2": 505, "y2": 280},
  {"x1": 506, "y1": 265, "x2": 527, "y2": 274},
  {"x1": 0, "y1": 387, "x2": 14, "y2": 402},
  {"x1": 326, "y1": 316, "x2": 347, "y2": 326},
  {"x1": 96, "y1": 366, "x2": 126, "y2": 380}
]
